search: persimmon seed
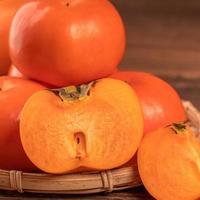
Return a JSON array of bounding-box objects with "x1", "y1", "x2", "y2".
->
[{"x1": 74, "y1": 132, "x2": 86, "y2": 159}]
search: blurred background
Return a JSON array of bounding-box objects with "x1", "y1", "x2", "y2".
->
[{"x1": 110, "y1": 0, "x2": 200, "y2": 78}]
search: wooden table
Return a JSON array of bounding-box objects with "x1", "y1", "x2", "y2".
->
[
  {"x1": 112, "y1": 0, "x2": 200, "y2": 78},
  {"x1": 2, "y1": 0, "x2": 200, "y2": 199}
]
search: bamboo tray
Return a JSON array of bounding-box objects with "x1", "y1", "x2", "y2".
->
[{"x1": 0, "y1": 101, "x2": 199, "y2": 194}]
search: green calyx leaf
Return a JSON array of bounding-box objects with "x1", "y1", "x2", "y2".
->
[
  {"x1": 50, "y1": 81, "x2": 96, "y2": 101},
  {"x1": 170, "y1": 122, "x2": 187, "y2": 134}
]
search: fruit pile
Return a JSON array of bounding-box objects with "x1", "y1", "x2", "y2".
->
[{"x1": 0, "y1": 0, "x2": 200, "y2": 199}]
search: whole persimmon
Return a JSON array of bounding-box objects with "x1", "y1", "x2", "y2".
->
[
  {"x1": 20, "y1": 78, "x2": 143, "y2": 174},
  {"x1": 138, "y1": 123, "x2": 200, "y2": 200},
  {"x1": 0, "y1": 76, "x2": 45, "y2": 171},
  {"x1": 0, "y1": 0, "x2": 26, "y2": 75},
  {"x1": 110, "y1": 71, "x2": 186, "y2": 133},
  {"x1": 10, "y1": 0, "x2": 126, "y2": 87},
  {"x1": 8, "y1": 64, "x2": 25, "y2": 78}
]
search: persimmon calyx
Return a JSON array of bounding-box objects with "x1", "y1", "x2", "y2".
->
[
  {"x1": 51, "y1": 81, "x2": 96, "y2": 101},
  {"x1": 170, "y1": 122, "x2": 187, "y2": 134}
]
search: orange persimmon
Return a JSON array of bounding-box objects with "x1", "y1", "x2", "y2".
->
[
  {"x1": 0, "y1": 76, "x2": 45, "y2": 171},
  {"x1": 10, "y1": 0, "x2": 125, "y2": 86},
  {"x1": 138, "y1": 123, "x2": 200, "y2": 200},
  {"x1": 0, "y1": 0, "x2": 26, "y2": 75},
  {"x1": 20, "y1": 78, "x2": 143, "y2": 174},
  {"x1": 111, "y1": 71, "x2": 186, "y2": 133}
]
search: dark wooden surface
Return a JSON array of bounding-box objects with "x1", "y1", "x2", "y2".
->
[
  {"x1": 2, "y1": 0, "x2": 200, "y2": 199},
  {"x1": 0, "y1": 187, "x2": 154, "y2": 200},
  {"x1": 111, "y1": 0, "x2": 200, "y2": 78}
]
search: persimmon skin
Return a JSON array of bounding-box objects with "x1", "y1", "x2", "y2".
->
[
  {"x1": 0, "y1": 0, "x2": 26, "y2": 75},
  {"x1": 0, "y1": 76, "x2": 45, "y2": 171},
  {"x1": 138, "y1": 124, "x2": 200, "y2": 200},
  {"x1": 8, "y1": 65, "x2": 58, "y2": 89},
  {"x1": 20, "y1": 78, "x2": 143, "y2": 174},
  {"x1": 8, "y1": 64, "x2": 24, "y2": 78},
  {"x1": 10, "y1": 0, "x2": 125, "y2": 87},
  {"x1": 110, "y1": 71, "x2": 186, "y2": 133}
]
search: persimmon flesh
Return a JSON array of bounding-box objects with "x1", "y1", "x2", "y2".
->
[
  {"x1": 138, "y1": 123, "x2": 200, "y2": 200},
  {"x1": 20, "y1": 78, "x2": 143, "y2": 174}
]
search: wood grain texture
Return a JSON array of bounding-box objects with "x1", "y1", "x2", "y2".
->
[
  {"x1": 0, "y1": 187, "x2": 154, "y2": 200},
  {"x1": 111, "y1": 0, "x2": 200, "y2": 78},
  {"x1": 162, "y1": 76, "x2": 200, "y2": 110}
]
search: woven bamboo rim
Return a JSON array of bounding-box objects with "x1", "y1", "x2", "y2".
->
[{"x1": 0, "y1": 101, "x2": 199, "y2": 194}]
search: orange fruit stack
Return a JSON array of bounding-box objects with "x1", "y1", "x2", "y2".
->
[{"x1": 1, "y1": 1, "x2": 199, "y2": 199}]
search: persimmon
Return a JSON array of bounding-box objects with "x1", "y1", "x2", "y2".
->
[
  {"x1": 111, "y1": 71, "x2": 186, "y2": 133},
  {"x1": 0, "y1": 0, "x2": 26, "y2": 75},
  {"x1": 0, "y1": 76, "x2": 45, "y2": 171},
  {"x1": 10, "y1": 0, "x2": 126, "y2": 87},
  {"x1": 8, "y1": 65, "x2": 58, "y2": 89},
  {"x1": 8, "y1": 64, "x2": 25, "y2": 78},
  {"x1": 20, "y1": 78, "x2": 143, "y2": 174},
  {"x1": 138, "y1": 123, "x2": 200, "y2": 200}
]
